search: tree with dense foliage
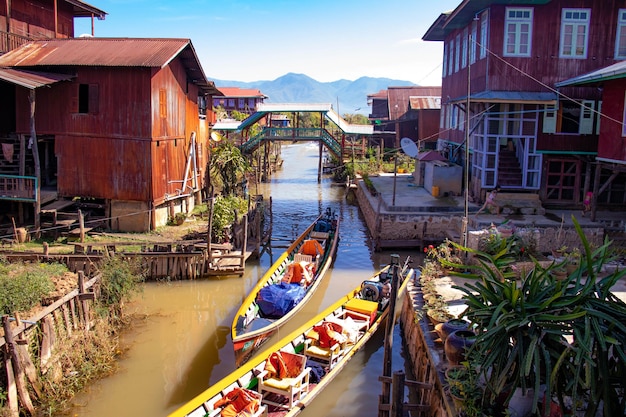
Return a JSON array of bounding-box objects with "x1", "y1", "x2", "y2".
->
[{"x1": 209, "y1": 140, "x2": 250, "y2": 197}]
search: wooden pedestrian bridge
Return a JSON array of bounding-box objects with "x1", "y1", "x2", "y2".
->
[{"x1": 213, "y1": 103, "x2": 373, "y2": 160}]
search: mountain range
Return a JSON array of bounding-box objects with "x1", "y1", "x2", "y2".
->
[{"x1": 209, "y1": 72, "x2": 416, "y2": 116}]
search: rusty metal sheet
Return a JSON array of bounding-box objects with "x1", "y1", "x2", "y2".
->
[
  {"x1": 409, "y1": 96, "x2": 442, "y2": 110},
  {"x1": 0, "y1": 38, "x2": 220, "y2": 95},
  {"x1": 0, "y1": 68, "x2": 73, "y2": 89}
]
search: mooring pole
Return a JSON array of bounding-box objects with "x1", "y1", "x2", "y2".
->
[{"x1": 379, "y1": 254, "x2": 400, "y2": 417}]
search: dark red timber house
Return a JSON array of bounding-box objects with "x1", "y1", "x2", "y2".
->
[
  {"x1": 368, "y1": 86, "x2": 441, "y2": 150},
  {"x1": 0, "y1": 1, "x2": 222, "y2": 234},
  {"x1": 423, "y1": 0, "x2": 626, "y2": 211},
  {"x1": 556, "y1": 60, "x2": 626, "y2": 219}
]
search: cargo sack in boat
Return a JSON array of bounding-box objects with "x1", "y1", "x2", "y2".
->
[{"x1": 257, "y1": 282, "x2": 306, "y2": 318}]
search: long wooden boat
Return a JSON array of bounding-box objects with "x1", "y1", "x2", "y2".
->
[
  {"x1": 232, "y1": 208, "x2": 340, "y2": 366},
  {"x1": 168, "y1": 255, "x2": 414, "y2": 417}
]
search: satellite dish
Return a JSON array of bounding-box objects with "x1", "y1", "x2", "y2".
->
[
  {"x1": 210, "y1": 132, "x2": 222, "y2": 142},
  {"x1": 400, "y1": 137, "x2": 418, "y2": 158}
]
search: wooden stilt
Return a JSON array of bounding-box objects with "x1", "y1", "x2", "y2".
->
[{"x1": 2, "y1": 315, "x2": 35, "y2": 415}]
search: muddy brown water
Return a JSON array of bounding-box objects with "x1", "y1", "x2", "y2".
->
[{"x1": 68, "y1": 143, "x2": 423, "y2": 417}]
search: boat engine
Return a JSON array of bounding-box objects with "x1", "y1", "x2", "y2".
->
[{"x1": 361, "y1": 281, "x2": 384, "y2": 302}]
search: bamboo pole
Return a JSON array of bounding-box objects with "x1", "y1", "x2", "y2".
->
[{"x1": 2, "y1": 315, "x2": 35, "y2": 415}]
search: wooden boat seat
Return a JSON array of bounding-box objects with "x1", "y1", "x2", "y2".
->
[
  {"x1": 210, "y1": 387, "x2": 267, "y2": 417},
  {"x1": 293, "y1": 253, "x2": 312, "y2": 264},
  {"x1": 258, "y1": 351, "x2": 310, "y2": 409},
  {"x1": 304, "y1": 313, "x2": 368, "y2": 368}
]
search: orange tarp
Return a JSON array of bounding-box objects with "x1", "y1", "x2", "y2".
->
[
  {"x1": 300, "y1": 239, "x2": 324, "y2": 257},
  {"x1": 214, "y1": 387, "x2": 260, "y2": 417}
]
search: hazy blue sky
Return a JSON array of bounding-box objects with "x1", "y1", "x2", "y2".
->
[{"x1": 74, "y1": 0, "x2": 461, "y2": 85}]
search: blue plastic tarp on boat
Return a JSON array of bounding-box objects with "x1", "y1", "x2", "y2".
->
[{"x1": 257, "y1": 282, "x2": 306, "y2": 319}]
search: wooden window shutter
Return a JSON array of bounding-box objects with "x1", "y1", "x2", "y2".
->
[
  {"x1": 579, "y1": 100, "x2": 594, "y2": 134},
  {"x1": 543, "y1": 104, "x2": 556, "y2": 133},
  {"x1": 159, "y1": 89, "x2": 167, "y2": 118},
  {"x1": 70, "y1": 83, "x2": 79, "y2": 113},
  {"x1": 89, "y1": 84, "x2": 99, "y2": 114},
  {"x1": 596, "y1": 101, "x2": 602, "y2": 135}
]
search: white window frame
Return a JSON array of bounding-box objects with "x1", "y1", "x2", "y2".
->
[
  {"x1": 543, "y1": 104, "x2": 557, "y2": 133},
  {"x1": 470, "y1": 20, "x2": 477, "y2": 64},
  {"x1": 448, "y1": 38, "x2": 454, "y2": 75},
  {"x1": 615, "y1": 9, "x2": 626, "y2": 59},
  {"x1": 559, "y1": 8, "x2": 591, "y2": 59},
  {"x1": 579, "y1": 100, "x2": 595, "y2": 135},
  {"x1": 443, "y1": 43, "x2": 448, "y2": 77},
  {"x1": 622, "y1": 93, "x2": 626, "y2": 137},
  {"x1": 480, "y1": 10, "x2": 488, "y2": 59},
  {"x1": 504, "y1": 7, "x2": 533, "y2": 57},
  {"x1": 596, "y1": 101, "x2": 602, "y2": 135},
  {"x1": 462, "y1": 28, "x2": 468, "y2": 68},
  {"x1": 455, "y1": 33, "x2": 461, "y2": 72}
]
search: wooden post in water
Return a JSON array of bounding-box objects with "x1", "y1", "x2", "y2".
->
[
  {"x1": 317, "y1": 140, "x2": 323, "y2": 183},
  {"x1": 240, "y1": 214, "x2": 248, "y2": 269},
  {"x1": 391, "y1": 370, "x2": 405, "y2": 417},
  {"x1": 379, "y1": 254, "x2": 400, "y2": 417}
]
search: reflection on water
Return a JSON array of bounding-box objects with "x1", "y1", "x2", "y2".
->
[{"x1": 69, "y1": 143, "x2": 423, "y2": 417}]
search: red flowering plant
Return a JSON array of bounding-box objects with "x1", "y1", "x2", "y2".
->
[{"x1": 424, "y1": 240, "x2": 465, "y2": 272}]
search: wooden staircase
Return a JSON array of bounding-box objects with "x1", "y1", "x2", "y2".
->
[{"x1": 498, "y1": 149, "x2": 523, "y2": 187}]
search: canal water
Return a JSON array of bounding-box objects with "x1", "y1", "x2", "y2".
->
[{"x1": 69, "y1": 143, "x2": 423, "y2": 417}]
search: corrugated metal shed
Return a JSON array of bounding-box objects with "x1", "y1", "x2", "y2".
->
[
  {"x1": 0, "y1": 68, "x2": 73, "y2": 89},
  {"x1": 0, "y1": 38, "x2": 220, "y2": 95}
]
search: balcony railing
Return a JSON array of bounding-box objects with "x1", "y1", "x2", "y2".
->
[
  {"x1": 0, "y1": 175, "x2": 38, "y2": 202},
  {"x1": 0, "y1": 30, "x2": 32, "y2": 54}
]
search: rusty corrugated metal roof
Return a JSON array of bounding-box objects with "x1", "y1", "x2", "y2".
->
[
  {"x1": 0, "y1": 38, "x2": 190, "y2": 67},
  {"x1": 409, "y1": 96, "x2": 441, "y2": 110},
  {"x1": 0, "y1": 38, "x2": 220, "y2": 95},
  {"x1": 217, "y1": 87, "x2": 267, "y2": 98},
  {"x1": 388, "y1": 86, "x2": 441, "y2": 120},
  {"x1": 0, "y1": 68, "x2": 73, "y2": 89}
]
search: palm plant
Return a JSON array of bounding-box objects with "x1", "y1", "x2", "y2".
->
[{"x1": 209, "y1": 141, "x2": 250, "y2": 196}]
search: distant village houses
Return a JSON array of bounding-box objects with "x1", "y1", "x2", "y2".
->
[{"x1": 214, "y1": 87, "x2": 268, "y2": 117}]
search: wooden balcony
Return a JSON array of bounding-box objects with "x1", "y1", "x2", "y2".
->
[
  {"x1": 0, "y1": 31, "x2": 32, "y2": 54},
  {"x1": 0, "y1": 175, "x2": 37, "y2": 202}
]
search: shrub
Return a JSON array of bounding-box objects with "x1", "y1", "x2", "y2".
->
[
  {"x1": 98, "y1": 257, "x2": 146, "y2": 318},
  {"x1": 211, "y1": 195, "x2": 248, "y2": 242},
  {"x1": 0, "y1": 261, "x2": 60, "y2": 314}
]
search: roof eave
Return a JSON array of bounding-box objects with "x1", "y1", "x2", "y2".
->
[{"x1": 64, "y1": 0, "x2": 107, "y2": 19}]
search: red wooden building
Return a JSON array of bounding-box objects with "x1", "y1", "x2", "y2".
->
[
  {"x1": 213, "y1": 87, "x2": 267, "y2": 117},
  {"x1": 0, "y1": 37, "x2": 222, "y2": 232},
  {"x1": 367, "y1": 86, "x2": 441, "y2": 150},
  {"x1": 0, "y1": 0, "x2": 106, "y2": 52},
  {"x1": 424, "y1": 0, "x2": 626, "y2": 208},
  {"x1": 557, "y1": 60, "x2": 626, "y2": 217}
]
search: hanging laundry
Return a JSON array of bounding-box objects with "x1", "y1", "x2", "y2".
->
[{"x1": 2, "y1": 143, "x2": 14, "y2": 163}]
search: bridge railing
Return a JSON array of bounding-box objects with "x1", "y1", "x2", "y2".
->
[
  {"x1": 239, "y1": 127, "x2": 341, "y2": 158},
  {"x1": 0, "y1": 174, "x2": 38, "y2": 202}
]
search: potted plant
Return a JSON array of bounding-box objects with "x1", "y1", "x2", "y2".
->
[
  {"x1": 449, "y1": 217, "x2": 626, "y2": 416},
  {"x1": 445, "y1": 361, "x2": 483, "y2": 417}
]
